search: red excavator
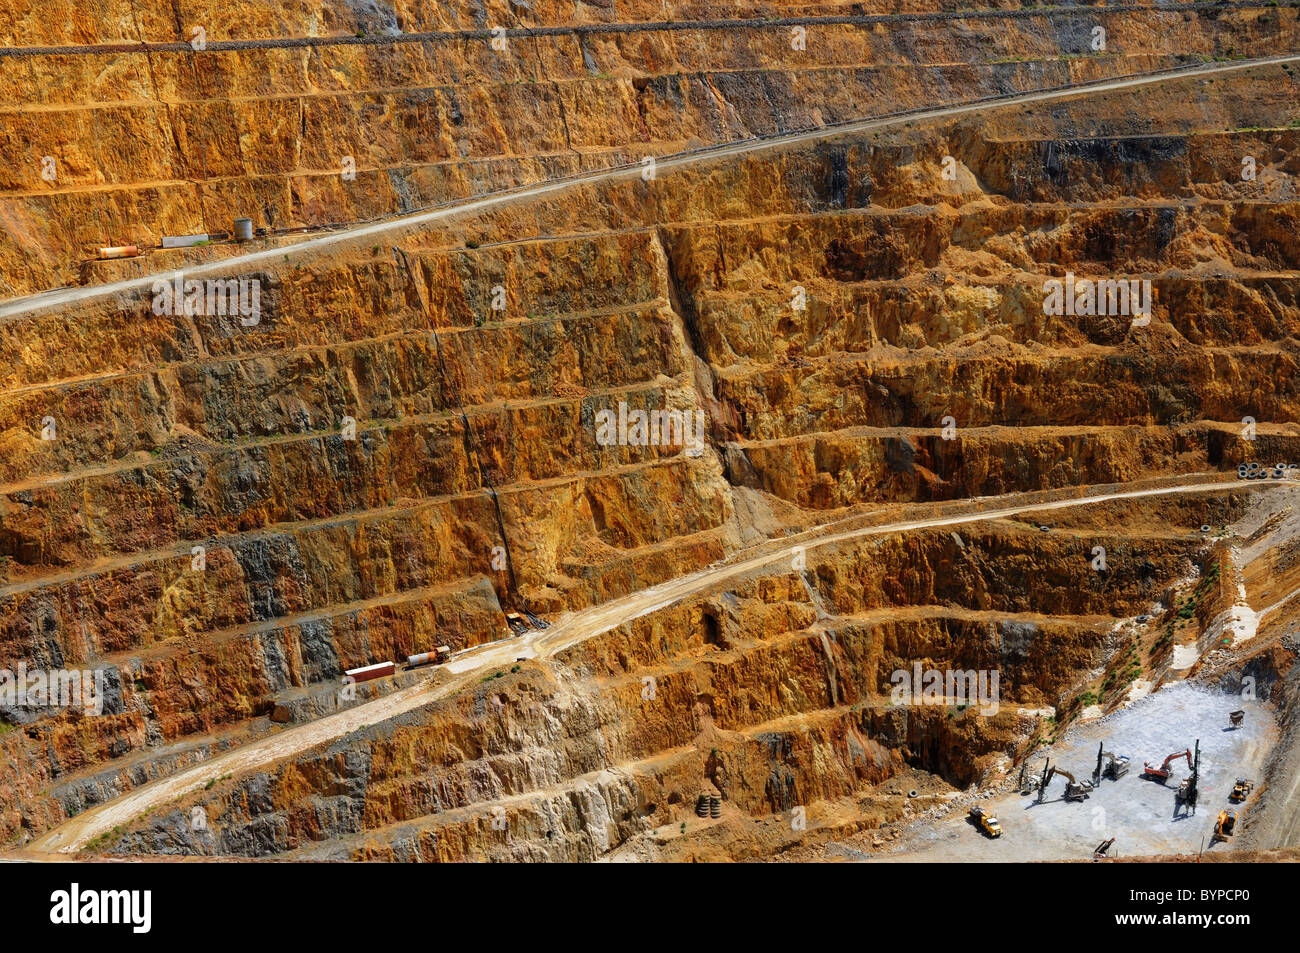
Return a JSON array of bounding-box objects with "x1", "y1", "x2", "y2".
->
[{"x1": 1142, "y1": 748, "x2": 1192, "y2": 784}]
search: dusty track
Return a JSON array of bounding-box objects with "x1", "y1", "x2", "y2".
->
[
  {"x1": 28, "y1": 475, "x2": 1274, "y2": 854},
  {"x1": 4, "y1": 51, "x2": 1300, "y2": 320},
  {"x1": 1, "y1": 4, "x2": 1290, "y2": 57}
]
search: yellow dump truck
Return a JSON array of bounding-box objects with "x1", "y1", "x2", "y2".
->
[{"x1": 969, "y1": 805, "x2": 1002, "y2": 838}]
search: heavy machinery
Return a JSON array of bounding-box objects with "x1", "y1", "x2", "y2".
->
[
  {"x1": 1093, "y1": 837, "x2": 1116, "y2": 860},
  {"x1": 1093, "y1": 743, "x2": 1131, "y2": 784},
  {"x1": 1213, "y1": 809, "x2": 1237, "y2": 842},
  {"x1": 1142, "y1": 748, "x2": 1192, "y2": 784},
  {"x1": 1059, "y1": 768, "x2": 1094, "y2": 802},
  {"x1": 1230, "y1": 778, "x2": 1255, "y2": 803},
  {"x1": 1017, "y1": 761, "x2": 1042, "y2": 796},
  {"x1": 1175, "y1": 740, "x2": 1201, "y2": 815},
  {"x1": 1229, "y1": 710, "x2": 1245, "y2": 730},
  {"x1": 1039, "y1": 762, "x2": 1093, "y2": 802},
  {"x1": 1035, "y1": 761, "x2": 1052, "y2": 801},
  {"x1": 405, "y1": 646, "x2": 451, "y2": 669},
  {"x1": 505, "y1": 610, "x2": 551, "y2": 635},
  {"x1": 969, "y1": 805, "x2": 1002, "y2": 838}
]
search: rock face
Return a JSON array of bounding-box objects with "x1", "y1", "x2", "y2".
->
[
  {"x1": 0, "y1": 2, "x2": 1298, "y2": 858},
  {"x1": 2, "y1": 1, "x2": 1297, "y2": 294}
]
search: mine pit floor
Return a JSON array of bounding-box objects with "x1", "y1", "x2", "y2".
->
[{"x1": 873, "y1": 683, "x2": 1276, "y2": 862}]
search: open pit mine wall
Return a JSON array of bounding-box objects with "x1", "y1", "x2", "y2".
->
[
  {"x1": 108, "y1": 492, "x2": 1252, "y2": 862},
  {"x1": 2, "y1": 60, "x2": 1300, "y2": 847},
  {"x1": 105, "y1": 538, "x2": 1182, "y2": 861},
  {"x1": 13, "y1": 508, "x2": 1230, "y2": 854},
  {"x1": 0, "y1": 26, "x2": 1294, "y2": 847},
  {"x1": 2, "y1": 2, "x2": 1298, "y2": 294}
]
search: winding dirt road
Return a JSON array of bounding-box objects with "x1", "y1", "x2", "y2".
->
[
  {"x1": 29, "y1": 475, "x2": 1273, "y2": 854},
  {"x1": 18, "y1": 52, "x2": 1300, "y2": 855},
  {"x1": 3, "y1": 52, "x2": 1299, "y2": 322}
]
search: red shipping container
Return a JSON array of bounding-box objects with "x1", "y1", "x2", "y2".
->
[{"x1": 344, "y1": 661, "x2": 395, "y2": 683}]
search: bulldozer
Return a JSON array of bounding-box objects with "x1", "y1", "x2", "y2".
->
[
  {"x1": 1213, "y1": 809, "x2": 1237, "y2": 842},
  {"x1": 969, "y1": 805, "x2": 1002, "y2": 838},
  {"x1": 1142, "y1": 748, "x2": 1192, "y2": 785},
  {"x1": 1230, "y1": 778, "x2": 1255, "y2": 803},
  {"x1": 1228, "y1": 710, "x2": 1245, "y2": 730}
]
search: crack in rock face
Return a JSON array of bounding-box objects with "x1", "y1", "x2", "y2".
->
[{"x1": 3, "y1": 1, "x2": 1300, "y2": 867}]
